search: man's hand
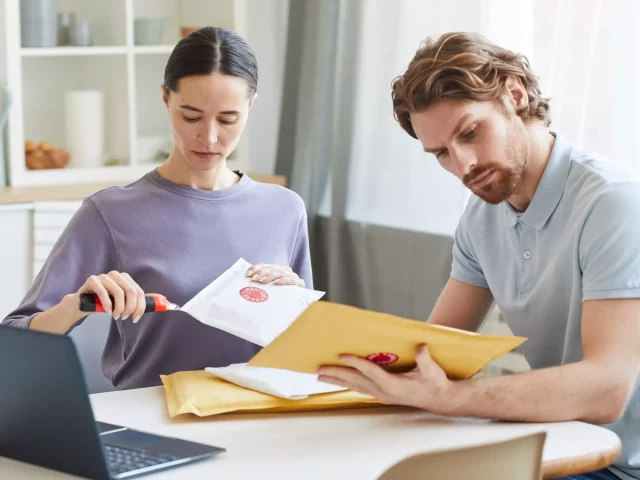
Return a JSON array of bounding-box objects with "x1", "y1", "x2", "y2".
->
[
  {"x1": 317, "y1": 345, "x2": 456, "y2": 414},
  {"x1": 316, "y1": 298, "x2": 640, "y2": 424}
]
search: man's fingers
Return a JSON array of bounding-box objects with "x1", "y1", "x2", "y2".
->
[
  {"x1": 339, "y1": 354, "x2": 395, "y2": 387},
  {"x1": 317, "y1": 375, "x2": 348, "y2": 388},
  {"x1": 317, "y1": 366, "x2": 381, "y2": 396},
  {"x1": 415, "y1": 344, "x2": 436, "y2": 372},
  {"x1": 317, "y1": 375, "x2": 378, "y2": 397}
]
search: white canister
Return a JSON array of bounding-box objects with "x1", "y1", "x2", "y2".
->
[{"x1": 64, "y1": 90, "x2": 104, "y2": 168}]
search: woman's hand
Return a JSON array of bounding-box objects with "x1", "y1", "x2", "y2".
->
[
  {"x1": 31, "y1": 271, "x2": 161, "y2": 334},
  {"x1": 246, "y1": 264, "x2": 305, "y2": 287},
  {"x1": 75, "y1": 271, "x2": 148, "y2": 322}
]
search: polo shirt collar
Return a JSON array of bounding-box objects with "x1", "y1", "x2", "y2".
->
[{"x1": 502, "y1": 132, "x2": 573, "y2": 230}]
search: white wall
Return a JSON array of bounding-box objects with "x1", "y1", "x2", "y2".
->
[
  {"x1": 243, "y1": 0, "x2": 289, "y2": 175},
  {"x1": 0, "y1": 5, "x2": 6, "y2": 80}
]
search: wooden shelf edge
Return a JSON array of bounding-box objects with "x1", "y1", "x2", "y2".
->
[
  {"x1": 21, "y1": 46, "x2": 129, "y2": 57},
  {"x1": 0, "y1": 173, "x2": 287, "y2": 205}
]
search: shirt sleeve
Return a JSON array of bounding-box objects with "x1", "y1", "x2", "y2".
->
[
  {"x1": 290, "y1": 207, "x2": 314, "y2": 290},
  {"x1": 450, "y1": 211, "x2": 490, "y2": 288},
  {"x1": 580, "y1": 183, "x2": 640, "y2": 301},
  {"x1": 1, "y1": 198, "x2": 120, "y2": 330}
]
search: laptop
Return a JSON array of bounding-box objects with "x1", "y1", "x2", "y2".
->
[{"x1": 0, "y1": 325, "x2": 225, "y2": 479}]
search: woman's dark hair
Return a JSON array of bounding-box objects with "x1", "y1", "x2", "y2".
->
[{"x1": 164, "y1": 26, "x2": 258, "y2": 98}]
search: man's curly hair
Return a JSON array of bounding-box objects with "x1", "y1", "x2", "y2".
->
[{"x1": 392, "y1": 32, "x2": 551, "y2": 138}]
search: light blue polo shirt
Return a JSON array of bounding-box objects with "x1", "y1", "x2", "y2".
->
[{"x1": 452, "y1": 133, "x2": 640, "y2": 479}]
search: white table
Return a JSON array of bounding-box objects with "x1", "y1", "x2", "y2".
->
[{"x1": 0, "y1": 386, "x2": 622, "y2": 479}]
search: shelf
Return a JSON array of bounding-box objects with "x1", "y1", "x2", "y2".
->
[
  {"x1": 21, "y1": 46, "x2": 128, "y2": 57},
  {"x1": 22, "y1": 55, "x2": 130, "y2": 169},
  {"x1": 133, "y1": 45, "x2": 176, "y2": 55},
  {"x1": 13, "y1": 163, "x2": 162, "y2": 188},
  {"x1": 4, "y1": 0, "x2": 251, "y2": 188},
  {"x1": 0, "y1": 173, "x2": 288, "y2": 205}
]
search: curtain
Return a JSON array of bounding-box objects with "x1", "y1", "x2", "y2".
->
[
  {"x1": 534, "y1": 0, "x2": 640, "y2": 167},
  {"x1": 276, "y1": 0, "x2": 640, "y2": 319}
]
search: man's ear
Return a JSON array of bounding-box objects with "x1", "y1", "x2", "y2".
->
[
  {"x1": 161, "y1": 84, "x2": 170, "y2": 110},
  {"x1": 503, "y1": 76, "x2": 528, "y2": 114},
  {"x1": 248, "y1": 92, "x2": 258, "y2": 111}
]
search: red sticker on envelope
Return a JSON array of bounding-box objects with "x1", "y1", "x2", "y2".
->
[
  {"x1": 239, "y1": 287, "x2": 269, "y2": 303},
  {"x1": 366, "y1": 352, "x2": 399, "y2": 366}
]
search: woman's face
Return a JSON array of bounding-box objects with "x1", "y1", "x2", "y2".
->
[{"x1": 162, "y1": 72, "x2": 255, "y2": 172}]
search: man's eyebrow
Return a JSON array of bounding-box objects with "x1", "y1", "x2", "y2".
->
[{"x1": 423, "y1": 113, "x2": 474, "y2": 153}]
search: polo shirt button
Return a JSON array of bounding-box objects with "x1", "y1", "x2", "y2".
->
[{"x1": 523, "y1": 250, "x2": 532, "y2": 260}]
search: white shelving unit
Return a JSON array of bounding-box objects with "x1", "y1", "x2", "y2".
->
[{"x1": 4, "y1": 0, "x2": 249, "y2": 187}]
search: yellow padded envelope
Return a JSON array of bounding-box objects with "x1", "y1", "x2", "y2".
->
[
  {"x1": 161, "y1": 370, "x2": 383, "y2": 418},
  {"x1": 248, "y1": 301, "x2": 527, "y2": 379}
]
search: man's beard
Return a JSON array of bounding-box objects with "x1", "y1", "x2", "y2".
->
[
  {"x1": 464, "y1": 163, "x2": 521, "y2": 204},
  {"x1": 463, "y1": 121, "x2": 527, "y2": 205}
]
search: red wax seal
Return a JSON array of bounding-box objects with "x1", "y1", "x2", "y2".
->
[
  {"x1": 366, "y1": 352, "x2": 399, "y2": 366},
  {"x1": 239, "y1": 286, "x2": 269, "y2": 303}
]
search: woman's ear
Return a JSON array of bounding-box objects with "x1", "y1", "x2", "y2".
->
[
  {"x1": 248, "y1": 92, "x2": 258, "y2": 111},
  {"x1": 161, "y1": 84, "x2": 170, "y2": 110}
]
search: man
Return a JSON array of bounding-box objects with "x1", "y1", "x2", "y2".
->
[{"x1": 317, "y1": 32, "x2": 640, "y2": 480}]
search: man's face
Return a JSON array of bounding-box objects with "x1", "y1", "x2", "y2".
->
[{"x1": 409, "y1": 99, "x2": 528, "y2": 204}]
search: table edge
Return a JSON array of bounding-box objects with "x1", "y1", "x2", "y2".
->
[{"x1": 543, "y1": 439, "x2": 622, "y2": 479}]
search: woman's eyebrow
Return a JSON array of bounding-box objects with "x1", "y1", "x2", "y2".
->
[
  {"x1": 179, "y1": 105, "x2": 240, "y2": 115},
  {"x1": 179, "y1": 105, "x2": 204, "y2": 113}
]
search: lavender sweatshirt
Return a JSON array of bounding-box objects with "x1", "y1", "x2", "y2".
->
[{"x1": 2, "y1": 170, "x2": 313, "y2": 389}]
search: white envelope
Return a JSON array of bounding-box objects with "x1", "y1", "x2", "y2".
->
[
  {"x1": 180, "y1": 258, "x2": 326, "y2": 346},
  {"x1": 205, "y1": 363, "x2": 347, "y2": 400}
]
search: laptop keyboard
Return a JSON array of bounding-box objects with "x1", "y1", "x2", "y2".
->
[{"x1": 103, "y1": 443, "x2": 180, "y2": 476}]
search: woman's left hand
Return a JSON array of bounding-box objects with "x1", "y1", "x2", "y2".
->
[{"x1": 246, "y1": 263, "x2": 305, "y2": 287}]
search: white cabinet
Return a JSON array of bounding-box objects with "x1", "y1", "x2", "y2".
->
[
  {"x1": 0, "y1": 205, "x2": 32, "y2": 319},
  {"x1": 0, "y1": 201, "x2": 81, "y2": 319},
  {"x1": 32, "y1": 201, "x2": 83, "y2": 278}
]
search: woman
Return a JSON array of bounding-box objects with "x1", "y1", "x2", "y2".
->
[{"x1": 2, "y1": 27, "x2": 312, "y2": 390}]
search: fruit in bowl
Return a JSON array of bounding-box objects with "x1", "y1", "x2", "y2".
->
[
  {"x1": 25, "y1": 140, "x2": 70, "y2": 170},
  {"x1": 180, "y1": 26, "x2": 203, "y2": 38}
]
